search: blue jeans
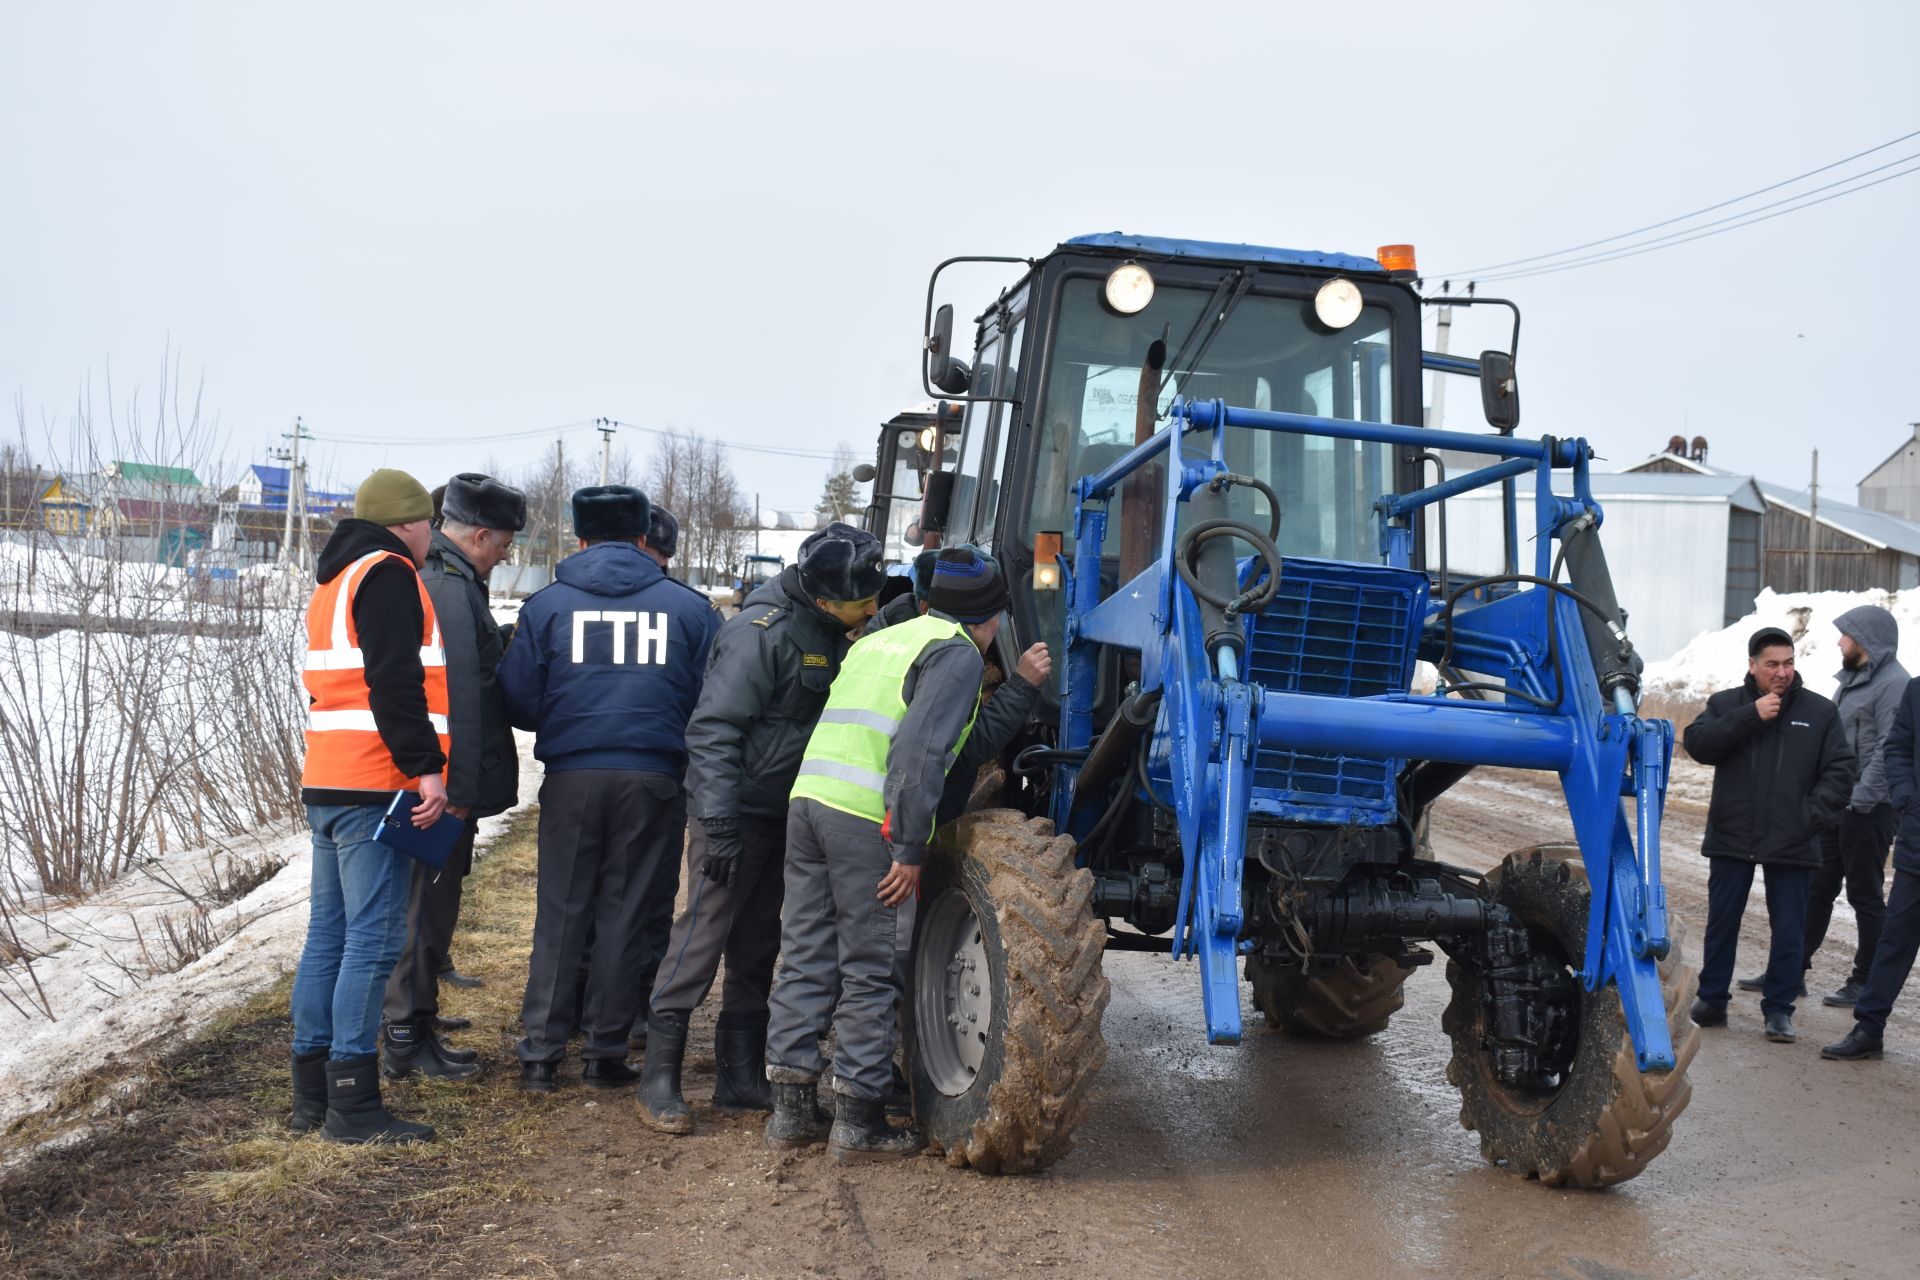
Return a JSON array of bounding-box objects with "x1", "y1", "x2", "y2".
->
[{"x1": 292, "y1": 803, "x2": 414, "y2": 1059}]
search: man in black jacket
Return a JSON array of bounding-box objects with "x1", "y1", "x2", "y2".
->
[
  {"x1": 638, "y1": 522, "x2": 885, "y2": 1132},
  {"x1": 380, "y1": 473, "x2": 526, "y2": 1081},
  {"x1": 1826, "y1": 671, "x2": 1920, "y2": 1060},
  {"x1": 1684, "y1": 627, "x2": 1856, "y2": 1043}
]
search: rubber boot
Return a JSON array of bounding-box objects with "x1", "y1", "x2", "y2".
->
[
  {"x1": 764, "y1": 1081, "x2": 832, "y2": 1149},
  {"x1": 712, "y1": 1011, "x2": 774, "y2": 1112},
  {"x1": 635, "y1": 1011, "x2": 693, "y2": 1134},
  {"x1": 382, "y1": 1021, "x2": 481, "y2": 1081},
  {"x1": 828, "y1": 1092, "x2": 924, "y2": 1164},
  {"x1": 320, "y1": 1054, "x2": 434, "y2": 1145},
  {"x1": 289, "y1": 1048, "x2": 328, "y2": 1133},
  {"x1": 433, "y1": 1029, "x2": 479, "y2": 1064},
  {"x1": 883, "y1": 1058, "x2": 912, "y2": 1118}
]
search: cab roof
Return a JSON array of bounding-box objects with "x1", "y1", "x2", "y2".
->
[{"x1": 1063, "y1": 232, "x2": 1385, "y2": 275}]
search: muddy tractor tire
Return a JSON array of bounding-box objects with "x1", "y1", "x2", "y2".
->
[
  {"x1": 1246, "y1": 952, "x2": 1416, "y2": 1038},
  {"x1": 905, "y1": 809, "x2": 1109, "y2": 1174},
  {"x1": 1443, "y1": 845, "x2": 1699, "y2": 1189}
]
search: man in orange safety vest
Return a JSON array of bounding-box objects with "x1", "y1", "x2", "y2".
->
[{"x1": 288, "y1": 468, "x2": 455, "y2": 1145}]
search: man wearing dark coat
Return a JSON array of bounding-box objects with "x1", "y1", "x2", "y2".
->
[
  {"x1": 379, "y1": 473, "x2": 526, "y2": 1081},
  {"x1": 1684, "y1": 626, "x2": 1856, "y2": 1044},
  {"x1": 1826, "y1": 668, "x2": 1920, "y2": 1060}
]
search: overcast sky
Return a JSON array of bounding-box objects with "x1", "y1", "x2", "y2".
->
[{"x1": 3, "y1": 2, "x2": 1915, "y2": 515}]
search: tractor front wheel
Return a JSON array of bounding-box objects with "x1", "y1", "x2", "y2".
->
[
  {"x1": 1443, "y1": 845, "x2": 1699, "y2": 1189},
  {"x1": 905, "y1": 810, "x2": 1109, "y2": 1174}
]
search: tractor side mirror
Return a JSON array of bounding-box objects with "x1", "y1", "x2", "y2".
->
[
  {"x1": 852, "y1": 463, "x2": 877, "y2": 483},
  {"x1": 919, "y1": 469, "x2": 956, "y2": 536},
  {"x1": 1480, "y1": 350, "x2": 1520, "y2": 434},
  {"x1": 927, "y1": 305, "x2": 971, "y2": 395}
]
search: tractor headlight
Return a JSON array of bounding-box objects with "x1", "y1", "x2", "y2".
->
[
  {"x1": 1104, "y1": 262, "x2": 1155, "y2": 315},
  {"x1": 1313, "y1": 278, "x2": 1364, "y2": 330}
]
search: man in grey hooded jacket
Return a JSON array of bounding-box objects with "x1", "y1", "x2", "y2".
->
[{"x1": 1782, "y1": 606, "x2": 1905, "y2": 1007}]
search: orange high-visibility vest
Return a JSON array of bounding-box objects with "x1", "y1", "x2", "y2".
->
[{"x1": 301, "y1": 549, "x2": 451, "y2": 792}]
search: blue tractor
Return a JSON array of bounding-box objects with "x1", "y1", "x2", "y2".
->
[{"x1": 894, "y1": 234, "x2": 1699, "y2": 1185}]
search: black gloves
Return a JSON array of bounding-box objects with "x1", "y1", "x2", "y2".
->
[{"x1": 700, "y1": 819, "x2": 743, "y2": 888}]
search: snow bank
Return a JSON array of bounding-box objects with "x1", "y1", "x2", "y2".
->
[
  {"x1": 1643, "y1": 587, "x2": 1915, "y2": 708},
  {"x1": 0, "y1": 732, "x2": 543, "y2": 1135}
]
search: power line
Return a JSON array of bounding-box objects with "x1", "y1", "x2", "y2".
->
[
  {"x1": 312, "y1": 416, "x2": 845, "y2": 461},
  {"x1": 1466, "y1": 159, "x2": 1920, "y2": 284},
  {"x1": 1466, "y1": 148, "x2": 1919, "y2": 280},
  {"x1": 1432, "y1": 127, "x2": 1920, "y2": 279}
]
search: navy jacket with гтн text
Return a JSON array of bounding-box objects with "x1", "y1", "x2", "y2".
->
[{"x1": 496, "y1": 541, "x2": 718, "y2": 775}]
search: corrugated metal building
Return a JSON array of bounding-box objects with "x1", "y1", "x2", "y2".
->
[
  {"x1": 1858, "y1": 424, "x2": 1920, "y2": 523},
  {"x1": 1434, "y1": 470, "x2": 1767, "y2": 662}
]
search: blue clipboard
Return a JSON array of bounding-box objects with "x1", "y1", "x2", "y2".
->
[{"x1": 374, "y1": 791, "x2": 465, "y2": 870}]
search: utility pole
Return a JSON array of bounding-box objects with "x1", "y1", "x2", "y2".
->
[
  {"x1": 275, "y1": 417, "x2": 314, "y2": 572},
  {"x1": 1425, "y1": 304, "x2": 1454, "y2": 428},
  {"x1": 597, "y1": 418, "x2": 614, "y2": 484},
  {"x1": 554, "y1": 436, "x2": 567, "y2": 570},
  {"x1": 754, "y1": 492, "x2": 761, "y2": 556},
  {"x1": 1807, "y1": 449, "x2": 1819, "y2": 594}
]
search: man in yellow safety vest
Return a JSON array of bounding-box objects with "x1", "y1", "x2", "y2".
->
[{"x1": 763, "y1": 547, "x2": 1009, "y2": 1162}]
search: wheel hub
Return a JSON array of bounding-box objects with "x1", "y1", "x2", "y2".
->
[{"x1": 915, "y1": 890, "x2": 993, "y2": 1096}]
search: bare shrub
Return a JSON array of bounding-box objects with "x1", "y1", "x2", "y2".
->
[{"x1": 0, "y1": 362, "x2": 306, "y2": 907}]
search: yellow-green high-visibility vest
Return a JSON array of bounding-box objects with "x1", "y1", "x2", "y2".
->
[{"x1": 789, "y1": 612, "x2": 980, "y2": 825}]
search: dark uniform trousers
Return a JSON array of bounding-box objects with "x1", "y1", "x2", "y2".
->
[
  {"x1": 1855, "y1": 865, "x2": 1920, "y2": 1037},
  {"x1": 518, "y1": 768, "x2": 683, "y2": 1063},
  {"x1": 382, "y1": 823, "x2": 478, "y2": 1026},
  {"x1": 1803, "y1": 803, "x2": 1895, "y2": 984},
  {"x1": 649, "y1": 815, "x2": 787, "y2": 1020},
  {"x1": 1700, "y1": 856, "x2": 1811, "y2": 1017}
]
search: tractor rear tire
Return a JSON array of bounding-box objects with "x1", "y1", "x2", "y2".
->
[
  {"x1": 905, "y1": 809, "x2": 1109, "y2": 1174},
  {"x1": 1443, "y1": 845, "x2": 1699, "y2": 1189},
  {"x1": 1246, "y1": 952, "x2": 1415, "y2": 1038}
]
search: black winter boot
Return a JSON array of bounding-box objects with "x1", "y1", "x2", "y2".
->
[
  {"x1": 382, "y1": 1021, "x2": 481, "y2": 1081},
  {"x1": 289, "y1": 1048, "x2": 328, "y2": 1133},
  {"x1": 828, "y1": 1092, "x2": 924, "y2": 1163},
  {"x1": 320, "y1": 1054, "x2": 434, "y2": 1145},
  {"x1": 635, "y1": 1011, "x2": 693, "y2": 1134},
  {"x1": 712, "y1": 1012, "x2": 774, "y2": 1112},
  {"x1": 764, "y1": 1080, "x2": 832, "y2": 1149},
  {"x1": 433, "y1": 1027, "x2": 478, "y2": 1064}
]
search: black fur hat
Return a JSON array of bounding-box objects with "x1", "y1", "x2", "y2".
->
[
  {"x1": 797, "y1": 521, "x2": 886, "y2": 602},
  {"x1": 647, "y1": 504, "x2": 679, "y2": 559},
  {"x1": 442, "y1": 472, "x2": 527, "y2": 532},
  {"x1": 572, "y1": 485, "x2": 651, "y2": 543}
]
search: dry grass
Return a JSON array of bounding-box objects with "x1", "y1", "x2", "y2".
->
[{"x1": 0, "y1": 807, "x2": 555, "y2": 1277}]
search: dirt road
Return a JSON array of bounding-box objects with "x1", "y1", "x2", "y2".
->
[
  {"x1": 7, "y1": 772, "x2": 1916, "y2": 1279},
  {"x1": 453, "y1": 770, "x2": 1919, "y2": 1280}
]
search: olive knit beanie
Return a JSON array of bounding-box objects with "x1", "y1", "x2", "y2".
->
[{"x1": 355, "y1": 469, "x2": 434, "y2": 527}]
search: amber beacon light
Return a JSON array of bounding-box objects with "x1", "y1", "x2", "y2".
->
[{"x1": 1376, "y1": 244, "x2": 1418, "y2": 279}]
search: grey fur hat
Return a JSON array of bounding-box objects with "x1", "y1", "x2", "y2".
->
[{"x1": 442, "y1": 472, "x2": 528, "y2": 532}]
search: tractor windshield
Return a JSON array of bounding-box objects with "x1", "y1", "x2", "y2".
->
[
  {"x1": 1029, "y1": 273, "x2": 1396, "y2": 558},
  {"x1": 1025, "y1": 272, "x2": 1398, "y2": 656}
]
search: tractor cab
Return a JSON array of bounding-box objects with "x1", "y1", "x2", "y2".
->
[
  {"x1": 916, "y1": 234, "x2": 1511, "y2": 688},
  {"x1": 856, "y1": 401, "x2": 962, "y2": 567}
]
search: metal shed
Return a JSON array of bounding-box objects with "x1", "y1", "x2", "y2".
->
[{"x1": 1433, "y1": 470, "x2": 1767, "y2": 662}]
